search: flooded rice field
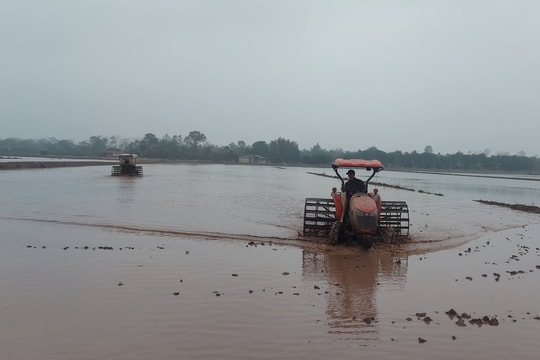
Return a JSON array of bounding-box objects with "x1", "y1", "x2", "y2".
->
[{"x1": 1, "y1": 162, "x2": 540, "y2": 359}]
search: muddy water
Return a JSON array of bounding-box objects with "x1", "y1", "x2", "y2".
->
[{"x1": 1, "y1": 163, "x2": 540, "y2": 359}]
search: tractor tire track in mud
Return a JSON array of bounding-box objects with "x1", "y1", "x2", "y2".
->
[{"x1": 0, "y1": 216, "x2": 302, "y2": 247}]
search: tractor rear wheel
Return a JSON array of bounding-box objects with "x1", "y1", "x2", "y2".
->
[{"x1": 329, "y1": 222, "x2": 344, "y2": 245}]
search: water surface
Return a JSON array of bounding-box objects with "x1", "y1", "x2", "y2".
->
[{"x1": 1, "y1": 163, "x2": 539, "y2": 359}]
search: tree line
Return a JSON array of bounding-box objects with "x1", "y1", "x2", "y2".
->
[{"x1": 1, "y1": 131, "x2": 539, "y2": 173}]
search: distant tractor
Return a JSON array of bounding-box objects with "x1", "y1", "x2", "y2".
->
[
  {"x1": 111, "y1": 154, "x2": 143, "y2": 177},
  {"x1": 303, "y1": 158, "x2": 409, "y2": 248}
]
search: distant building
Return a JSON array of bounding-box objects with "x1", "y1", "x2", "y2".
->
[
  {"x1": 104, "y1": 148, "x2": 125, "y2": 157},
  {"x1": 424, "y1": 146, "x2": 433, "y2": 154},
  {"x1": 239, "y1": 153, "x2": 266, "y2": 165}
]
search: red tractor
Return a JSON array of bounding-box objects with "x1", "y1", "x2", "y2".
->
[{"x1": 303, "y1": 158, "x2": 409, "y2": 248}]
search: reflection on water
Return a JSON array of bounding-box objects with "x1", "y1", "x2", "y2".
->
[
  {"x1": 117, "y1": 177, "x2": 137, "y2": 204},
  {"x1": 302, "y1": 249, "x2": 407, "y2": 340}
]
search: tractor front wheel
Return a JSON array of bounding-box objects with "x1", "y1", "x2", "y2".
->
[
  {"x1": 329, "y1": 222, "x2": 344, "y2": 245},
  {"x1": 360, "y1": 234, "x2": 373, "y2": 249}
]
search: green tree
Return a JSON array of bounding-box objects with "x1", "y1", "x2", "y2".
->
[
  {"x1": 77, "y1": 136, "x2": 109, "y2": 156},
  {"x1": 184, "y1": 131, "x2": 207, "y2": 147},
  {"x1": 268, "y1": 137, "x2": 300, "y2": 164},
  {"x1": 251, "y1": 141, "x2": 270, "y2": 158}
]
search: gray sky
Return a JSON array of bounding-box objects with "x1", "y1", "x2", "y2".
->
[{"x1": 1, "y1": 0, "x2": 539, "y2": 156}]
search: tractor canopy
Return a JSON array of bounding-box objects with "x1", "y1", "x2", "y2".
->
[
  {"x1": 332, "y1": 158, "x2": 384, "y2": 171},
  {"x1": 332, "y1": 158, "x2": 384, "y2": 192}
]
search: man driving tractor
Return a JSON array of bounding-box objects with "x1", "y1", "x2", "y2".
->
[
  {"x1": 342, "y1": 169, "x2": 366, "y2": 197},
  {"x1": 340, "y1": 169, "x2": 368, "y2": 225}
]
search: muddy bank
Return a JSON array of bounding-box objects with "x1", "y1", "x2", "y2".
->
[
  {"x1": 0, "y1": 157, "x2": 221, "y2": 170},
  {"x1": 0, "y1": 161, "x2": 115, "y2": 170},
  {"x1": 474, "y1": 200, "x2": 540, "y2": 214},
  {"x1": 405, "y1": 169, "x2": 540, "y2": 181}
]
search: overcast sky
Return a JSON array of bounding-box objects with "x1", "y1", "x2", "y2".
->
[{"x1": 1, "y1": 0, "x2": 539, "y2": 156}]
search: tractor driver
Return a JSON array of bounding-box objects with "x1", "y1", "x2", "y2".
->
[{"x1": 342, "y1": 169, "x2": 366, "y2": 197}]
